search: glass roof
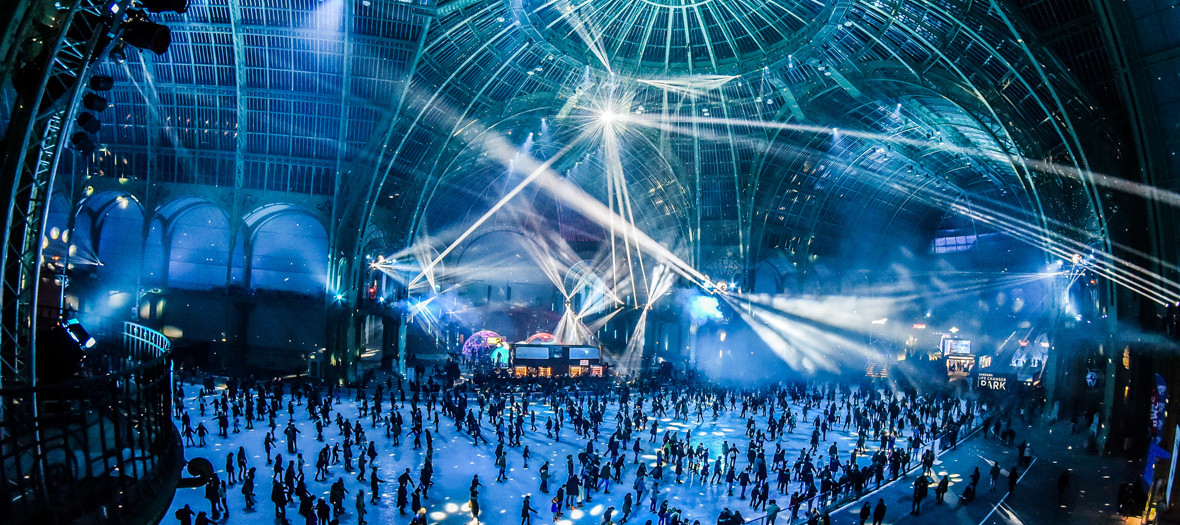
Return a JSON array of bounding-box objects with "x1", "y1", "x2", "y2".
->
[
  {"x1": 520, "y1": 0, "x2": 828, "y2": 75},
  {"x1": 24, "y1": 0, "x2": 1136, "y2": 267}
]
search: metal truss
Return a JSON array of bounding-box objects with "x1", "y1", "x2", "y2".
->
[{"x1": 0, "y1": 0, "x2": 125, "y2": 389}]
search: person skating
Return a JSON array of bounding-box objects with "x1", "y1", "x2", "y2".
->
[
  {"x1": 369, "y1": 466, "x2": 385, "y2": 503},
  {"x1": 551, "y1": 490, "x2": 564, "y2": 521},
  {"x1": 470, "y1": 474, "x2": 483, "y2": 499},
  {"x1": 766, "y1": 499, "x2": 781, "y2": 525},
  {"x1": 285, "y1": 421, "x2": 300, "y2": 453},
  {"x1": 521, "y1": 495, "x2": 538, "y2": 525},
  {"x1": 315, "y1": 498, "x2": 331, "y2": 525},
  {"x1": 858, "y1": 502, "x2": 870, "y2": 525},
  {"x1": 356, "y1": 490, "x2": 366, "y2": 525},
  {"x1": 411, "y1": 487, "x2": 423, "y2": 515},
  {"x1": 936, "y1": 474, "x2": 949, "y2": 503},
  {"x1": 470, "y1": 494, "x2": 481, "y2": 524},
  {"x1": 271, "y1": 481, "x2": 288, "y2": 521},
  {"x1": 539, "y1": 461, "x2": 551, "y2": 493},
  {"x1": 397, "y1": 478, "x2": 410, "y2": 514},
  {"x1": 411, "y1": 507, "x2": 428, "y2": 525}
]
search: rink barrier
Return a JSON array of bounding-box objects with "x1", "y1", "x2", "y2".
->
[{"x1": 0, "y1": 322, "x2": 181, "y2": 524}]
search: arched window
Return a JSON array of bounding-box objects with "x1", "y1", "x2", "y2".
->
[
  {"x1": 247, "y1": 207, "x2": 327, "y2": 295},
  {"x1": 163, "y1": 202, "x2": 232, "y2": 290}
]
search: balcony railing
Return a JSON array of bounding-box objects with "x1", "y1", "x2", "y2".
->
[{"x1": 0, "y1": 322, "x2": 182, "y2": 524}]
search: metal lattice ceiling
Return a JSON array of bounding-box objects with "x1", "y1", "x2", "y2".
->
[{"x1": 8, "y1": 0, "x2": 1133, "y2": 267}]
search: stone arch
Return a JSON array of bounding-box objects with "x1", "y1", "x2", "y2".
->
[
  {"x1": 147, "y1": 198, "x2": 234, "y2": 290},
  {"x1": 244, "y1": 204, "x2": 328, "y2": 295}
]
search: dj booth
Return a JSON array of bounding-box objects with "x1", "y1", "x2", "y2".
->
[{"x1": 510, "y1": 343, "x2": 605, "y2": 377}]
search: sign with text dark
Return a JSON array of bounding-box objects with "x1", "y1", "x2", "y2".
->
[{"x1": 977, "y1": 372, "x2": 1008, "y2": 391}]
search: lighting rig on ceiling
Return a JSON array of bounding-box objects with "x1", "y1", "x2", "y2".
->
[{"x1": 66, "y1": 0, "x2": 189, "y2": 154}]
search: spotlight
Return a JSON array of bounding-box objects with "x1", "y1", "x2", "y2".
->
[
  {"x1": 109, "y1": 42, "x2": 129, "y2": 63},
  {"x1": 76, "y1": 112, "x2": 101, "y2": 133},
  {"x1": 90, "y1": 75, "x2": 115, "y2": 91},
  {"x1": 82, "y1": 93, "x2": 107, "y2": 111},
  {"x1": 122, "y1": 19, "x2": 171, "y2": 55},
  {"x1": 69, "y1": 132, "x2": 96, "y2": 154},
  {"x1": 140, "y1": 0, "x2": 190, "y2": 13},
  {"x1": 599, "y1": 110, "x2": 617, "y2": 124},
  {"x1": 64, "y1": 318, "x2": 96, "y2": 349}
]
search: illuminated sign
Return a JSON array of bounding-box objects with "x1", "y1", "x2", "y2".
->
[
  {"x1": 942, "y1": 338, "x2": 972, "y2": 355},
  {"x1": 977, "y1": 373, "x2": 1008, "y2": 391},
  {"x1": 579, "y1": 360, "x2": 589, "y2": 366}
]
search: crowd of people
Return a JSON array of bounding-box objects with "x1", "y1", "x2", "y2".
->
[{"x1": 169, "y1": 360, "x2": 986, "y2": 525}]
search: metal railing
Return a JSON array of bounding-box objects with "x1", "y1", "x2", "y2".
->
[{"x1": 0, "y1": 322, "x2": 181, "y2": 524}]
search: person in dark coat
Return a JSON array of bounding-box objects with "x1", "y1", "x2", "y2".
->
[
  {"x1": 936, "y1": 475, "x2": 949, "y2": 503},
  {"x1": 315, "y1": 498, "x2": 330, "y2": 524},
  {"x1": 858, "y1": 501, "x2": 871, "y2": 524},
  {"x1": 521, "y1": 495, "x2": 538, "y2": 525},
  {"x1": 872, "y1": 498, "x2": 886, "y2": 525},
  {"x1": 175, "y1": 504, "x2": 195, "y2": 525},
  {"x1": 271, "y1": 481, "x2": 287, "y2": 520},
  {"x1": 912, "y1": 475, "x2": 928, "y2": 514}
]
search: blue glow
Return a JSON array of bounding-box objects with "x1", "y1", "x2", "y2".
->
[{"x1": 689, "y1": 295, "x2": 723, "y2": 322}]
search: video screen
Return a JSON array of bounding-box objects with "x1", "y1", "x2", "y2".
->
[
  {"x1": 942, "y1": 338, "x2": 971, "y2": 355},
  {"x1": 515, "y1": 347, "x2": 549, "y2": 360},
  {"x1": 568, "y1": 346, "x2": 599, "y2": 360}
]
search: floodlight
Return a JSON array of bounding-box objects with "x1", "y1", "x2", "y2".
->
[
  {"x1": 69, "y1": 132, "x2": 96, "y2": 154},
  {"x1": 64, "y1": 319, "x2": 96, "y2": 349},
  {"x1": 122, "y1": 20, "x2": 171, "y2": 55},
  {"x1": 90, "y1": 75, "x2": 115, "y2": 91},
  {"x1": 140, "y1": 0, "x2": 190, "y2": 13},
  {"x1": 82, "y1": 93, "x2": 107, "y2": 112},
  {"x1": 76, "y1": 112, "x2": 101, "y2": 133}
]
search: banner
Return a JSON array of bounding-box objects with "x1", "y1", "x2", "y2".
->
[
  {"x1": 1151, "y1": 374, "x2": 1167, "y2": 444},
  {"x1": 1145, "y1": 441, "x2": 1170, "y2": 491}
]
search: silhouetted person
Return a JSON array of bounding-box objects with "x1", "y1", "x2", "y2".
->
[{"x1": 175, "y1": 504, "x2": 195, "y2": 525}]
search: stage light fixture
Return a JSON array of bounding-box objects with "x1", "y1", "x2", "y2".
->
[
  {"x1": 140, "y1": 0, "x2": 190, "y2": 13},
  {"x1": 76, "y1": 112, "x2": 101, "y2": 133},
  {"x1": 122, "y1": 19, "x2": 171, "y2": 55},
  {"x1": 82, "y1": 93, "x2": 108, "y2": 112},
  {"x1": 90, "y1": 75, "x2": 114, "y2": 91},
  {"x1": 69, "y1": 132, "x2": 96, "y2": 154},
  {"x1": 64, "y1": 319, "x2": 96, "y2": 349}
]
